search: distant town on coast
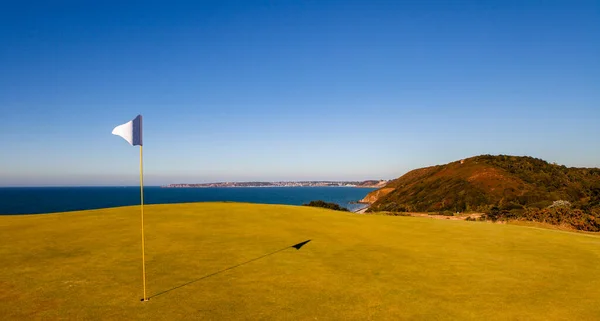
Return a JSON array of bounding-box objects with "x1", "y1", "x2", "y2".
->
[{"x1": 163, "y1": 180, "x2": 388, "y2": 188}]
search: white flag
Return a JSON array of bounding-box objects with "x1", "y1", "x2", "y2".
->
[{"x1": 112, "y1": 115, "x2": 143, "y2": 146}]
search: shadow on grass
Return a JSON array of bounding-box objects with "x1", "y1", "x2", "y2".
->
[{"x1": 149, "y1": 239, "x2": 311, "y2": 299}]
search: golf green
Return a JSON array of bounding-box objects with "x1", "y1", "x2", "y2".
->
[{"x1": 1, "y1": 203, "x2": 599, "y2": 320}]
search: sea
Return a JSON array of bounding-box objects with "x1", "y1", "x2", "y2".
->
[{"x1": 0, "y1": 187, "x2": 375, "y2": 215}]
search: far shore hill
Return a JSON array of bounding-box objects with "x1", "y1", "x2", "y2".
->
[
  {"x1": 163, "y1": 180, "x2": 388, "y2": 188},
  {"x1": 359, "y1": 154, "x2": 600, "y2": 231}
]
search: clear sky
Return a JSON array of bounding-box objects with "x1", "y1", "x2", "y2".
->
[{"x1": 1, "y1": 0, "x2": 599, "y2": 186}]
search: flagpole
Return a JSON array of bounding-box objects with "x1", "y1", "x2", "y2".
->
[{"x1": 140, "y1": 145, "x2": 148, "y2": 301}]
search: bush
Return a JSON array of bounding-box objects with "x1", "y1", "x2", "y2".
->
[
  {"x1": 548, "y1": 200, "x2": 572, "y2": 209},
  {"x1": 303, "y1": 200, "x2": 349, "y2": 212},
  {"x1": 485, "y1": 206, "x2": 501, "y2": 222},
  {"x1": 501, "y1": 202, "x2": 524, "y2": 211},
  {"x1": 521, "y1": 207, "x2": 600, "y2": 232},
  {"x1": 528, "y1": 200, "x2": 553, "y2": 209}
]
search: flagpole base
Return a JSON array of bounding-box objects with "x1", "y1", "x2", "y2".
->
[{"x1": 140, "y1": 298, "x2": 150, "y2": 302}]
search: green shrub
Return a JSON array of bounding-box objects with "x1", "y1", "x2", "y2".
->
[{"x1": 303, "y1": 200, "x2": 349, "y2": 212}]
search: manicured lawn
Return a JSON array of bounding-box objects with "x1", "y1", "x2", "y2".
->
[{"x1": 1, "y1": 203, "x2": 599, "y2": 320}]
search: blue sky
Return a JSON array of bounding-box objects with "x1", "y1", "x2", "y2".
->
[{"x1": 1, "y1": 0, "x2": 599, "y2": 186}]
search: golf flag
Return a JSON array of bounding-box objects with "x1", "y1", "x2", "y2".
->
[
  {"x1": 112, "y1": 114, "x2": 148, "y2": 302},
  {"x1": 112, "y1": 115, "x2": 143, "y2": 146}
]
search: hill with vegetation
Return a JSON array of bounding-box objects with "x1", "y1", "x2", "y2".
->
[
  {"x1": 364, "y1": 155, "x2": 600, "y2": 231},
  {"x1": 1, "y1": 203, "x2": 599, "y2": 320}
]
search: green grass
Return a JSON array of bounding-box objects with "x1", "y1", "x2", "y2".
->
[{"x1": 1, "y1": 202, "x2": 600, "y2": 320}]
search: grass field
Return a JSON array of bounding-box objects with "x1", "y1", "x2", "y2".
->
[{"x1": 1, "y1": 202, "x2": 600, "y2": 320}]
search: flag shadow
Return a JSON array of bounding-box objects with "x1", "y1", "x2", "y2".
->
[{"x1": 148, "y1": 239, "x2": 311, "y2": 299}]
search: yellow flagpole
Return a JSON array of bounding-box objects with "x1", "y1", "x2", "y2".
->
[{"x1": 140, "y1": 145, "x2": 148, "y2": 301}]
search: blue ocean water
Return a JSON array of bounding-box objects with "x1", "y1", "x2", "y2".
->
[{"x1": 0, "y1": 187, "x2": 375, "y2": 215}]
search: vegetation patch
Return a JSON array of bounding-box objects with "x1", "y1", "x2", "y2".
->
[{"x1": 303, "y1": 200, "x2": 349, "y2": 211}]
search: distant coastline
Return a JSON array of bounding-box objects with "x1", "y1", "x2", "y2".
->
[{"x1": 163, "y1": 180, "x2": 388, "y2": 189}]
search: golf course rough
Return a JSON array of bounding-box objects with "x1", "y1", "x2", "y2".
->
[{"x1": 1, "y1": 202, "x2": 599, "y2": 320}]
